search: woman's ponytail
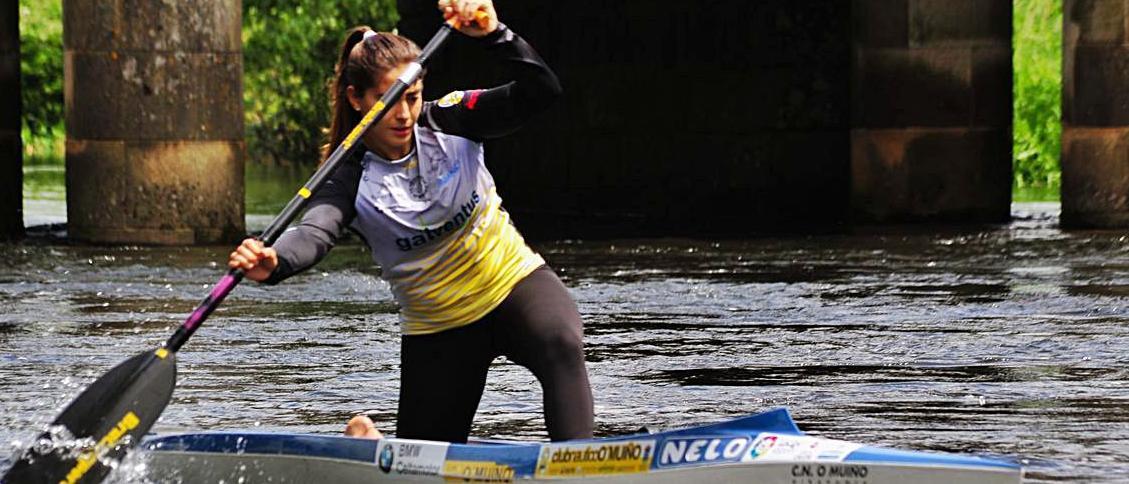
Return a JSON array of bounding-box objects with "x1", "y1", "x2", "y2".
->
[
  {"x1": 324, "y1": 26, "x2": 373, "y2": 162},
  {"x1": 323, "y1": 27, "x2": 421, "y2": 162}
]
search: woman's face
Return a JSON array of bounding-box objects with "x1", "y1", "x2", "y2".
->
[{"x1": 348, "y1": 62, "x2": 423, "y2": 160}]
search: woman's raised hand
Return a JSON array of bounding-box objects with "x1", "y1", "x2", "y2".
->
[
  {"x1": 228, "y1": 238, "x2": 279, "y2": 282},
  {"x1": 438, "y1": 0, "x2": 498, "y2": 37}
]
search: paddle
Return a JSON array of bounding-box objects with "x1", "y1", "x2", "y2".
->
[{"x1": 2, "y1": 14, "x2": 484, "y2": 483}]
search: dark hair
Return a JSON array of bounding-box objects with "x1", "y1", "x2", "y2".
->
[{"x1": 324, "y1": 27, "x2": 422, "y2": 161}]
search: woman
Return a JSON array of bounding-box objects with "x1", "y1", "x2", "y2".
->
[{"x1": 228, "y1": 0, "x2": 594, "y2": 444}]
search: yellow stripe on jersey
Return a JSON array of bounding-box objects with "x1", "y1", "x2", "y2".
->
[{"x1": 389, "y1": 189, "x2": 544, "y2": 335}]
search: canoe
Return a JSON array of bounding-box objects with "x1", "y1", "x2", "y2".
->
[{"x1": 139, "y1": 408, "x2": 1021, "y2": 483}]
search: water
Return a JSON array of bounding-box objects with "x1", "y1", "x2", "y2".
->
[{"x1": 4, "y1": 170, "x2": 1128, "y2": 482}]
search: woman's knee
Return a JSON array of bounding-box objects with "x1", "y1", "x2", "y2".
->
[{"x1": 531, "y1": 321, "x2": 586, "y2": 368}]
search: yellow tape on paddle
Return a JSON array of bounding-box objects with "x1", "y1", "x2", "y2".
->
[
  {"x1": 343, "y1": 101, "x2": 385, "y2": 149},
  {"x1": 64, "y1": 411, "x2": 140, "y2": 484}
]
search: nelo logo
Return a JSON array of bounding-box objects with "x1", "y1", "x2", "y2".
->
[{"x1": 657, "y1": 436, "x2": 750, "y2": 467}]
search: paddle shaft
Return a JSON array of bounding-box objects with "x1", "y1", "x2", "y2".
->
[{"x1": 163, "y1": 24, "x2": 458, "y2": 353}]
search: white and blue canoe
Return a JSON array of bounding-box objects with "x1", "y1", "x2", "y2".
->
[{"x1": 139, "y1": 408, "x2": 1022, "y2": 483}]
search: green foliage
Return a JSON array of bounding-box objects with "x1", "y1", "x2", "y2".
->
[
  {"x1": 18, "y1": 0, "x2": 64, "y2": 165},
  {"x1": 1013, "y1": 0, "x2": 1062, "y2": 195},
  {"x1": 243, "y1": 0, "x2": 399, "y2": 165}
]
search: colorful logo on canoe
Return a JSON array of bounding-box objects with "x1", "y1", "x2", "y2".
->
[
  {"x1": 535, "y1": 439, "x2": 655, "y2": 477},
  {"x1": 747, "y1": 434, "x2": 778, "y2": 460},
  {"x1": 655, "y1": 436, "x2": 751, "y2": 469},
  {"x1": 378, "y1": 443, "x2": 394, "y2": 473},
  {"x1": 743, "y1": 433, "x2": 862, "y2": 462}
]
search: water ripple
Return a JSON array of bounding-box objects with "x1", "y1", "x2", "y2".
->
[{"x1": 2, "y1": 203, "x2": 1128, "y2": 482}]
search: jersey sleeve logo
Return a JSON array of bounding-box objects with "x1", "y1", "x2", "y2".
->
[
  {"x1": 437, "y1": 90, "x2": 465, "y2": 108},
  {"x1": 464, "y1": 90, "x2": 481, "y2": 110}
]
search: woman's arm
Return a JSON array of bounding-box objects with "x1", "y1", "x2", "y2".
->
[
  {"x1": 420, "y1": 23, "x2": 563, "y2": 141},
  {"x1": 231, "y1": 158, "x2": 362, "y2": 284}
]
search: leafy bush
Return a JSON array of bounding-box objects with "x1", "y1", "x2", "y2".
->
[
  {"x1": 18, "y1": 0, "x2": 64, "y2": 165},
  {"x1": 243, "y1": 0, "x2": 398, "y2": 165},
  {"x1": 1013, "y1": 0, "x2": 1062, "y2": 194}
]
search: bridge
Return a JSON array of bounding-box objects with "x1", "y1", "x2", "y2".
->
[{"x1": 0, "y1": 0, "x2": 1122, "y2": 242}]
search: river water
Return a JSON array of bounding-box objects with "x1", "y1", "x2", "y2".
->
[{"x1": 2, "y1": 170, "x2": 1127, "y2": 482}]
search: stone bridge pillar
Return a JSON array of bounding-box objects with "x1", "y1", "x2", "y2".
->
[
  {"x1": 1062, "y1": 0, "x2": 1129, "y2": 227},
  {"x1": 1, "y1": 0, "x2": 21, "y2": 239},
  {"x1": 850, "y1": 0, "x2": 1012, "y2": 223},
  {"x1": 64, "y1": 0, "x2": 244, "y2": 244}
]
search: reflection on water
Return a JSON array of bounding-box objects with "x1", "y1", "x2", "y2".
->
[
  {"x1": 244, "y1": 162, "x2": 318, "y2": 217},
  {"x1": 22, "y1": 162, "x2": 316, "y2": 230},
  {"x1": 5, "y1": 164, "x2": 1129, "y2": 482}
]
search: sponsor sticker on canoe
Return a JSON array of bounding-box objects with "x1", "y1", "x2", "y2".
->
[
  {"x1": 443, "y1": 460, "x2": 515, "y2": 482},
  {"x1": 535, "y1": 439, "x2": 655, "y2": 477},
  {"x1": 376, "y1": 438, "x2": 450, "y2": 476},
  {"x1": 654, "y1": 435, "x2": 751, "y2": 469},
  {"x1": 444, "y1": 439, "x2": 540, "y2": 478},
  {"x1": 742, "y1": 433, "x2": 862, "y2": 463}
]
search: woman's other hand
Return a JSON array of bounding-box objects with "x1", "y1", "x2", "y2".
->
[
  {"x1": 438, "y1": 0, "x2": 498, "y2": 37},
  {"x1": 228, "y1": 238, "x2": 278, "y2": 282}
]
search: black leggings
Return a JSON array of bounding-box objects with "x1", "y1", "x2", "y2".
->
[{"x1": 396, "y1": 266, "x2": 595, "y2": 443}]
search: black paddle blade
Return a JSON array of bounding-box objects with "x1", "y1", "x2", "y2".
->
[{"x1": 3, "y1": 349, "x2": 176, "y2": 484}]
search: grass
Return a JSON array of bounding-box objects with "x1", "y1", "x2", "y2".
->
[{"x1": 1013, "y1": 185, "x2": 1061, "y2": 203}]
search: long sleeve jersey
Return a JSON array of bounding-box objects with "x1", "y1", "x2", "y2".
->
[{"x1": 264, "y1": 24, "x2": 561, "y2": 335}]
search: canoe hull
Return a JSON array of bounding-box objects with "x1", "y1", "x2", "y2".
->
[
  {"x1": 142, "y1": 451, "x2": 1020, "y2": 483},
  {"x1": 136, "y1": 408, "x2": 1022, "y2": 483}
]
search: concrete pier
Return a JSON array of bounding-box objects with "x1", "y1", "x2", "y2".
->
[
  {"x1": 1061, "y1": 0, "x2": 1129, "y2": 228},
  {"x1": 850, "y1": 0, "x2": 1013, "y2": 224},
  {"x1": 1, "y1": 0, "x2": 21, "y2": 239},
  {"x1": 64, "y1": 0, "x2": 244, "y2": 244}
]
